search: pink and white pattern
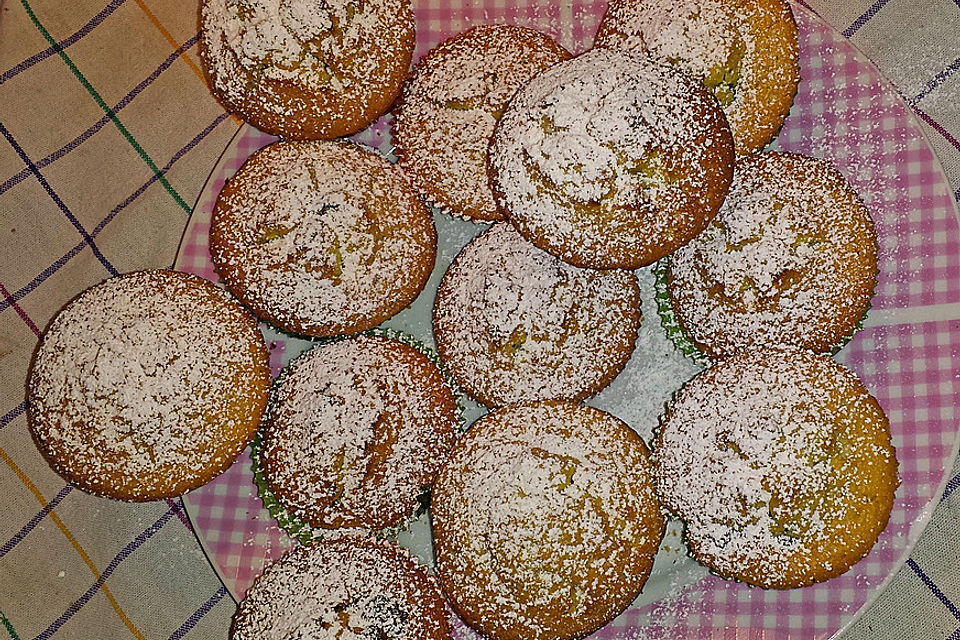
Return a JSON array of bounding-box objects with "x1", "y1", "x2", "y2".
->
[{"x1": 175, "y1": 2, "x2": 960, "y2": 638}]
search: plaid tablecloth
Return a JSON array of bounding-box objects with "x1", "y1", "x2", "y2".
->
[{"x1": 1, "y1": 1, "x2": 958, "y2": 639}]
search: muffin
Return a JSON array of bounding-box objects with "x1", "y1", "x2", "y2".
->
[
  {"x1": 232, "y1": 536, "x2": 450, "y2": 640},
  {"x1": 655, "y1": 347, "x2": 899, "y2": 589},
  {"x1": 433, "y1": 223, "x2": 641, "y2": 407},
  {"x1": 393, "y1": 24, "x2": 570, "y2": 222},
  {"x1": 199, "y1": 0, "x2": 416, "y2": 139},
  {"x1": 433, "y1": 400, "x2": 664, "y2": 640},
  {"x1": 666, "y1": 152, "x2": 878, "y2": 359},
  {"x1": 210, "y1": 139, "x2": 437, "y2": 338},
  {"x1": 595, "y1": 0, "x2": 800, "y2": 155},
  {"x1": 260, "y1": 333, "x2": 460, "y2": 534},
  {"x1": 27, "y1": 269, "x2": 271, "y2": 501},
  {"x1": 489, "y1": 47, "x2": 734, "y2": 270}
]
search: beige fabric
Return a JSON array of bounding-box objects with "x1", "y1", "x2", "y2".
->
[{"x1": 0, "y1": 1, "x2": 957, "y2": 638}]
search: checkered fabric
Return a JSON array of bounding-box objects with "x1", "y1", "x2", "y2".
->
[{"x1": 1, "y1": 1, "x2": 959, "y2": 639}]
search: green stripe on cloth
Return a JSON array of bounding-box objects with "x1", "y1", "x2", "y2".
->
[
  {"x1": 19, "y1": 0, "x2": 191, "y2": 214},
  {"x1": 0, "y1": 610, "x2": 21, "y2": 640}
]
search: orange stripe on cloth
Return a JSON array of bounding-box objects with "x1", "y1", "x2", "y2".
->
[
  {"x1": 0, "y1": 447, "x2": 147, "y2": 640},
  {"x1": 132, "y1": 0, "x2": 243, "y2": 125}
]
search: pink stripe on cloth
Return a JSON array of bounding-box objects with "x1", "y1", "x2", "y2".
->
[
  {"x1": 411, "y1": 0, "x2": 603, "y2": 58},
  {"x1": 775, "y1": 15, "x2": 960, "y2": 313},
  {"x1": 184, "y1": 450, "x2": 294, "y2": 599}
]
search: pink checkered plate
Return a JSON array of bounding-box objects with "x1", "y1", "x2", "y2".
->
[{"x1": 174, "y1": 2, "x2": 960, "y2": 638}]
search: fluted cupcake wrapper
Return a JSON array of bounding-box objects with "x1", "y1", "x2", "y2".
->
[
  {"x1": 652, "y1": 258, "x2": 876, "y2": 362},
  {"x1": 652, "y1": 258, "x2": 711, "y2": 364},
  {"x1": 250, "y1": 326, "x2": 465, "y2": 546}
]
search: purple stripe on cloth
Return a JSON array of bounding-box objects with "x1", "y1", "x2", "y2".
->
[
  {"x1": 0, "y1": 121, "x2": 118, "y2": 277},
  {"x1": 907, "y1": 558, "x2": 960, "y2": 622},
  {"x1": 0, "y1": 247, "x2": 86, "y2": 319},
  {"x1": 912, "y1": 103, "x2": 960, "y2": 155},
  {"x1": 0, "y1": 485, "x2": 73, "y2": 559},
  {"x1": 0, "y1": 280, "x2": 42, "y2": 337},
  {"x1": 843, "y1": 0, "x2": 892, "y2": 38},
  {"x1": 0, "y1": 0, "x2": 129, "y2": 84},
  {"x1": 0, "y1": 402, "x2": 27, "y2": 431},
  {"x1": 943, "y1": 472, "x2": 960, "y2": 500},
  {"x1": 948, "y1": 625, "x2": 960, "y2": 640},
  {"x1": 0, "y1": 111, "x2": 233, "y2": 318},
  {"x1": 910, "y1": 56, "x2": 960, "y2": 105},
  {"x1": 32, "y1": 506, "x2": 177, "y2": 640},
  {"x1": 167, "y1": 586, "x2": 229, "y2": 640},
  {"x1": 166, "y1": 498, "x2": 193, "y2": 530},
  {"x1": 0, "y1": 34, "x2": 200, "y2": 196}
]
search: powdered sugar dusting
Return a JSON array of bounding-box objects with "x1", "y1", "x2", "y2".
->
[
  {"x1": 433, "y1": 401, "x2": 664, "y2": 639},
  {"x1": 668, "y1": 152, "x2": 878, "y2": 358},
  {"x1": 177, "y1": 3, "x2": 956, "y2": 638},
  {"x1": 232, "y1": 536, "x2": 449, "y2": 640},
  {"x1": 28, "y1": 270, "x2": 269, "y2": 500},
  {"x1": 261, "y1": 334, "x2": 459, "y2": 532},
  {"x1": 393, "y1": 24, "x2": 569, "y2": 221},
  {"x1": 489, "y1": 46, "x2": 733, "y2": 269},
  {"x1": 629, "y1": 2, "x2": 743, "y2": 85},
  {"x1": 595, "y1": 0, "x2": 800, "y2": 155},
  {"x1": 433, "y1": 223, "x2": 641, "y2": 407},
  {"x1": 200, "y1": 0, "x2": 414, "y2": 137},
  {"x1": 204, "y1": 0, "x2": 398, "y2": 94},
  {"x1": 215, "y1": 0, "x2": 335, "y2": 87},
  {"x1": 210, "y1": 140, "x2": 436, "y2": 337},
  {"x1": 655, "y1": 348, "x2": 898, "y2": 589}
]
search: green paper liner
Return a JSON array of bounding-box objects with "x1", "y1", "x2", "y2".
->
[
  {"x1": 652, "y1": 259, "x2": 876, "y2": 362},
  {"x1": 250, "y1": 429, "x2": 328, "y2": 546},
  {"x1": 652, "y1": 258, "x2": 711, "y2": 365},
  {"x1": 250, "y1": 327, "x2": 465, "y2": 545}
]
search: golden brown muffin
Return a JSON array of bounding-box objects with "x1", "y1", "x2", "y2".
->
[
  {"x1": 260, "y1": 333, "x2": 460, "y2": 533},
  {"x1": 27, "y1": 269, "x2": 271, "y2": 502},
  {"x1": 433, "y1": 400, "x2": 664, "y2": 640},
  {"x1": 199, "y1": 0, "x2": 415, "y2": 140},
  {"x1": 393, "y1": 24, "x2": 570, "y2": 222},
  {"x1": 232, "y1": 536, "x2": 450, "y2": 640},
  {"x1": 655, "y1": 347, "x2": 899, "y2": 589},
  {"x1": 489, "y1": 47, "x2": 734, "y2": 270},
  {"x1": 433, "y1": 223, "x2": 641, "y2": 407},
  {"x1": 595, "y1": 0, "x2": 800, "y2": 155},
  {"x1": 667, "y1": 152, "x2": 878, "y2": 359},
  {"x1": 210, "y1": 140, "x2": 437, "y2": 338}
]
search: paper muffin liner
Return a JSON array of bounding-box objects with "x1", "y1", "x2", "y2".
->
[
  {"x1": 393, "y1": 144, "x2": 503, "y2": 224},
  {"x1": 250, "y1": 326, "x2": 465, "y2": 546},
  {"x1": 653, "y1": 259, "x2": 876, "y2": 362},
  {"x1": 652, "y1": 258, "x2": 711, "y2": 364}
]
